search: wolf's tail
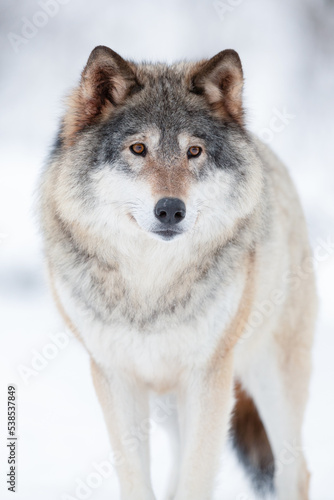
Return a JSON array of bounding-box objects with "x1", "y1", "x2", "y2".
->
[{"x1": 230, "y1": 381, "x2": 275, "y2": 493}]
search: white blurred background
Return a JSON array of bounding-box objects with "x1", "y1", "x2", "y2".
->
[{"x1": 0, "y1": 0, "x2": 333, "y2": 498}]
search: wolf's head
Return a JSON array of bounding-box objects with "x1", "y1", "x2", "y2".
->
[{"x1": 50, "y1": 46, "x2": 264, "y2": 248}]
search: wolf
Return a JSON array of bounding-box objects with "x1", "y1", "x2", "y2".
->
[{"x1": 39, "y1": 46, "x2": 317, "y2": 500}]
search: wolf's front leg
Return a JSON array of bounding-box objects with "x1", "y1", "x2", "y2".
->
[
  {"x1": 174, "y1": 349, "x2": 234, "y2": 500},
  {"x1": 90, "y1": 359, "x2": 155, "y2": 500}
]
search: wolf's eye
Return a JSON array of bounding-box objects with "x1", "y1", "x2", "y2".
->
[
  {"x1": 130, "y1": 143, "x2": 146, "y2": 156},
  {"x1": 187, "y1": 146, "x2": 202, "y2": 158}
]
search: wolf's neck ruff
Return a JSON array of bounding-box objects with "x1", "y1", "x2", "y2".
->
[{"x1": 49, "y1": 198, "x2": 255, "y2": 330}]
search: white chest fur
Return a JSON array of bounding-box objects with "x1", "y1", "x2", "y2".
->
[{"x1": 54, "y1": 268, "x2": 244, "y2": 390}]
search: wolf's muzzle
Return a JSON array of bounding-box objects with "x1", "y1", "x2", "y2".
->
[{"x1": 154, "y1": 198, "x2": 186, "y2": 225}]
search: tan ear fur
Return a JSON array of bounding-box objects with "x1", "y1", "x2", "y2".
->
[
  {"x1": 62, "y1": 46, "x2": 139, "y2": 146},
  {"x1": 191, "y1": 49, "x2": 244, "y2": 126}
]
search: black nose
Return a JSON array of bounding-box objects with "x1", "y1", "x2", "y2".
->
[{"x1": 154, "y1": 197, "x2": 186, "y2": 225}]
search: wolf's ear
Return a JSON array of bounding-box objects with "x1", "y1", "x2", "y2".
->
[
  {"x1": 191, "y1": 49, "x2": 244, "y2": 126},
  {"x1": 62, "y1": 46, "x2": 139, "y2": 146}
]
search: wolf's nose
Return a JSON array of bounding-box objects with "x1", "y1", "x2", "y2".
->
[{"x1": 154, "y1": 198, "x2": 186, "y2": 225}]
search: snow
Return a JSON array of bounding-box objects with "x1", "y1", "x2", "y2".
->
[{"x1": 0, "y1": 0, "x2": 333, "y2": 498}]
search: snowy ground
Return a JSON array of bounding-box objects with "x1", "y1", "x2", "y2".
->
[{"x1": 0, "y1": 0, "x2": 333, "y2": 498}]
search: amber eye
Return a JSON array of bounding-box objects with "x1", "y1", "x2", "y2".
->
[
  {"x1": 187, "y1": 146, "x2": 202, "y2": 158},
  {"x1": 130, "y1": 143, "x2": 146, "y2": 156}
]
